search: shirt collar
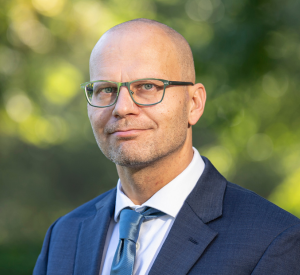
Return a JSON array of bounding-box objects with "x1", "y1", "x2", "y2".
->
[{"x1": 114, "y1": 147, "x2": 205, "y2": 222}]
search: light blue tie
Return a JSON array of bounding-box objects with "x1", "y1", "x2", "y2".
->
[{"x1": 110, "y1": 207, "x2": 165, "y2": 275}]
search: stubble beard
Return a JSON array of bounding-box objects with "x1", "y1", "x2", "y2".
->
[
  {"x1": 92, "y1": 100, "x2": 189, "y2": 168},
  {"x1": 94, "y1": 129, "x2": 188, "y2": 168}
]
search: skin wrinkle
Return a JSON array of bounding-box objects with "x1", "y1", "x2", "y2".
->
[{"x1": 88, "y1": 19, "x2": 206, "y2": 204}]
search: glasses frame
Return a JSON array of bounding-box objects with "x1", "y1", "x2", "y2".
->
[{"x1": 80, "y1": 78, "x2": 194, "y2": 108}]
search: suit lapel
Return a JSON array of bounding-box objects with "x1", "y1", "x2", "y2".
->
[
  {"x1": 149, "y1": 157, "x2": 227, "y2": 275},
  {"x1": 74, "y1": 189, "x2": 116, "y2": 275},
  {"x1": 149, "y1": 203, "x2": 218, "y2": 275}
]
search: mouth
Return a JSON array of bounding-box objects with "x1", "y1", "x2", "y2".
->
[{"x1": 111, "y1": 129, "x2": 149, "y2": 138}]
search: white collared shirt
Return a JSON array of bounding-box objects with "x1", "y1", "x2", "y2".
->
[{"x1": 100, "y1": 147, "x2": 205, "y2": 275}]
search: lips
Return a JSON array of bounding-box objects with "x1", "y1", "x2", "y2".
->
[
  {"x1": 112, "y1": 128, "x2": 145, "y2": 133},
  {"x1": 104, "y1": 120, "x2": 155, "y2": 136},
  {"x1": 111, "y1": 129, "x2": 148, "y2": 137},
  {"x1": 105, "y1": 123, "x2": 151, "y2": 135}
]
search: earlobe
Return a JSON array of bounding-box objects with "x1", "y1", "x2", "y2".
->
[{"x1": 188, "y1": 83, "x2": 206, "y2": 126}]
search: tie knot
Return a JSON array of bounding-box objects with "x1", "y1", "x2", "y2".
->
[
  {"x1": 119, "y1": 207, "x2": 165, "y2": 243},
  {"x1": 111, "y1": 207, "x2": 165, "y2": 275}
]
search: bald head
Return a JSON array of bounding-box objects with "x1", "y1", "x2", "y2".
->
[{"x1": 90, "y1": 19, "x2": 195, "y2": 83}]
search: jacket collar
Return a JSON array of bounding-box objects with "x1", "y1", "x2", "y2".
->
[
  {"x1": 186, "y1": 156, "x2": 227, "y2": 223},
  {"x1": 74, "y1": 189, "x2": 116, "y2": 275}
]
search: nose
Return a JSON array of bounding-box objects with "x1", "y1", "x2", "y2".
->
[{"x1": 112, "y1": 86, "x2": 140, "y2": 117}]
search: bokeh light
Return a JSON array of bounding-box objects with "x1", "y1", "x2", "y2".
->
[
  {"x1": 5, "y1": 93, "x2": 33, "y2": 122},
  {"x1": 200, "y1": 145, "x2": 233, "y2": 177},
  {"x1": 247, "y1": 134, "x2": 273, "y2": 162},
  {"x1": 32, "y1": 0, "x2": 66, "y2": 17},
  {"x1": 269, "y1": 168, "x2": 300, "y2": 217},
  {"x1": 43, "y1": 62, "x2": 82, "y2": 105}
]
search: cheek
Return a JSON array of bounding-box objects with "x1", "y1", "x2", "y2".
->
[
  {"x1": 150, "y1": 103, "x2": 187, "y2": 137},
  {"x1": 158, "y1": 92, "x2": 188, "y2": 122},
  {"x1": 88, "y1": 107, "x2": 109, "y2": 134}
]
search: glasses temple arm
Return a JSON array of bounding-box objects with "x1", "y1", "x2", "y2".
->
[{"x1": 168, "y1": 81, "x2": 194, "y2": 86}]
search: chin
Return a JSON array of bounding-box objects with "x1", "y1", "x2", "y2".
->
[
  {"x1": 98, "y1": 141, "x2": 161, "y2": 168},
  {"x1": 107, "y1": 149, "x2": 159, "y2": 168},
  {"x1": 104, "y1": 142, "x2": 184, "y2": 169}
]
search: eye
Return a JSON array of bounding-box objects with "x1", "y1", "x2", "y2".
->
[
  {"x1": 143, "y1": 84, "x2": 154, "y2": 90},
  {"x1": 101, "y1": 87, "x2": 116, "y2": 93}
]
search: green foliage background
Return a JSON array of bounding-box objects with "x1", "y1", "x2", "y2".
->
[{"x1": 0, "y1": 0, "x2": 300, "y2": 273}]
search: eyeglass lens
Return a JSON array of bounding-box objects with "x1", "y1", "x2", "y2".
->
[{"x1": 85, "y1": 79, "x2": 165, "y2": 107}]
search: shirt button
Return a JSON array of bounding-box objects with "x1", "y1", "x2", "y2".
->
[{"x1": 136, "y1": 242, "x2": 140, "y2": 251}]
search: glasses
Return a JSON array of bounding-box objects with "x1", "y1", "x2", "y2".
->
[{"x1": 80, "y1": 78, "x2": 194, "y2": 108}]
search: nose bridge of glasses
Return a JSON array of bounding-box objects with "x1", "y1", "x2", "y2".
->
[
  {"x1": 112, "y1": 82, "x2": 138, "y2": 110},
  {"x1": 119, "y1": 82, "x2": 134, "y2": 95}
]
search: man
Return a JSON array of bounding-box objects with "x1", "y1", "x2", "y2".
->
[{"x1": 34, "y1": 19, "x2": 300, "y2": 275}]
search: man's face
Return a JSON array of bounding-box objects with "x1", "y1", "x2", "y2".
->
[{"x1": 88, "y1": 28, "x2": 192, "y2": 167}]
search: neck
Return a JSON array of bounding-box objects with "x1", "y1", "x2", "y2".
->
[{"x1": 116, "y1": 141, "x2": 194, "y2": 205}]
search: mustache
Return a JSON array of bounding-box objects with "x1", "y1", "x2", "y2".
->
[{"x1": 104, "y1": 120, "x2": 154, "y2": 134}]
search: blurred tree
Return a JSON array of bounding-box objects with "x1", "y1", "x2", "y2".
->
[{"x1": 0, "y1": 0, "x2": 300, "y2": 273}]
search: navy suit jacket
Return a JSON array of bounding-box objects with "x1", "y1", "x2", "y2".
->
[{"x1": 34, "y1": 157, "x2": 300, "y2": 274}]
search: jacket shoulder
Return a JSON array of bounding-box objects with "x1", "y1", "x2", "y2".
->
[
  {"x1": 223, "y1": 182, "x2": 300, "y2": 230},
  {"x1": 56, "y1": 187, "x2": 116, "y2": 226},
  {"x1": 34, "y1": 188, "x2": 116, "y2": 275}
]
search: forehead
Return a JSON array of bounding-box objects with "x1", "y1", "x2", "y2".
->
[{"x1": 89, "y1": 27, "x2": 181, "y2": 81}]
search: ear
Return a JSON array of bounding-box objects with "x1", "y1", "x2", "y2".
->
[{"x1": 188, "y1": 83, "x2": 206, "y2": 126}]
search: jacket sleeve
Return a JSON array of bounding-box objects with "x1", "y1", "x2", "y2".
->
[
  {"x1": 251, "y1": 222, "x2": 300, "y2": 275},
  {"x1": 33, "y1": 218, "x2": 61, "y2": 275}
]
